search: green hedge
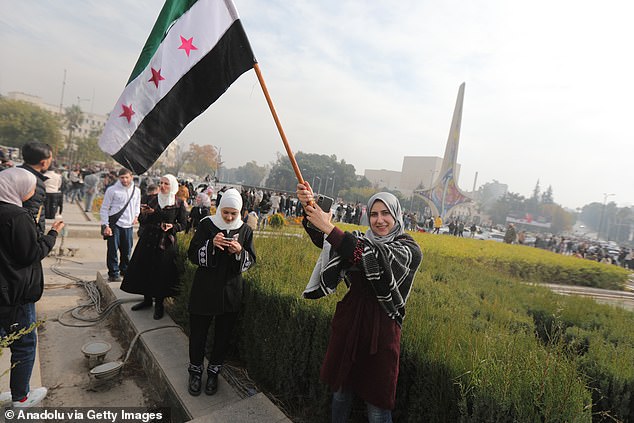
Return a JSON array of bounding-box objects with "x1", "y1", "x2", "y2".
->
[{"x1": 172, "y1": 229, "x2": 634, "y2": 422}]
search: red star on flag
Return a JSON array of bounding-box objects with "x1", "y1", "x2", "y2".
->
[
  {"x1": 178, "y1": 36, "x2": 198, "y2": 57},
  {"x1": 119, "y1": 104, "x2": 135, "y2": 123},
  {"x1": 148, "y1": 68, "x2": 165, "y2": 88}
]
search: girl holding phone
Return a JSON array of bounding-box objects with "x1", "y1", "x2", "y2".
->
[{"x1": 186, "y1": 188, "x2": 256, "y2": 396}]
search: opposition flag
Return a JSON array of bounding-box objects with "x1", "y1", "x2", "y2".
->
[{"x1": 99, "y1": 0, "x2": 255, "y2": 174}]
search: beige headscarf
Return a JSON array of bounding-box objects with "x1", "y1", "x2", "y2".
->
[{"x1": 0, "y1": 167, "x2": 37, "y2": 206}]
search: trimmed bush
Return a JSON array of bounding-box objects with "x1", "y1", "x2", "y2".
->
[{"x1": 173, "y1": 227, "x2": 634, "y2": 422}]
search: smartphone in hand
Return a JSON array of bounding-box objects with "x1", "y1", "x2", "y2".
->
[
  {"x1": 315, "y1": 195, "x2": 334, "y2": 213},
  {"x1": 306, "y1": 195, "x2": 334, "y2": 232}
]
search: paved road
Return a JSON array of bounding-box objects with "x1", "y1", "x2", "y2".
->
[{"x1": 540, "y1": 282, "x2": 634, "y2": 311}]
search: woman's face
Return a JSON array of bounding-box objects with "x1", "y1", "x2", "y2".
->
[
  {"x1": 369, "y1": 200, "x2": 395, "y2": 237},
  {"x1": 221, "y1": 207, "x2": 240, "y2": 224},
  {"x1": 159, "y1": 177, "x2": 170, "y2": 194}
]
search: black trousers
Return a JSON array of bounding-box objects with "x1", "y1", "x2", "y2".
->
[
  {"x1": 189, "y1": 312, "x2": 239, "y2": 367},
  {"x1": 45, "y1": 192, "x2": 63, "y2": 219}
]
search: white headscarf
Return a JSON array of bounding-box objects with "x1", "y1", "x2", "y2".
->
[
  {"x1": 365, "y1": 192, "x2": 404, "y2": 243},
  {"x1": 157, "y1": 174, "x2": 179, "y2": 209},
  {"x1": 0, "y1": 167, "x2": 37, "y2": 207},
  {"x1": 210, "y1": 188, "x2": 243, "y2": 231}
]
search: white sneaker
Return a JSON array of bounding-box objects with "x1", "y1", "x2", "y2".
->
[
  {"x1": 0, "y1": 391, "x2": 11, "y2": 405},
  {"x1": 12, "y1": 387, "x2": 47, "y2": 408}
]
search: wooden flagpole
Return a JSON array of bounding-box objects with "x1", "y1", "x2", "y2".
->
[{"x1": 252, "y1": 63, "x2": 306, "y2": 186}]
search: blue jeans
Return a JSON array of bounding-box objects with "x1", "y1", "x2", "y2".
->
[
  {"x1": 106, "y1": 225, "x2": 133, "y2": 278},
  {"x1": 0, "y1": 303, "x2": 37, "y2": 401},
  {"x1": 332, "y1": 389, "x2": 392, "y2": 423}
]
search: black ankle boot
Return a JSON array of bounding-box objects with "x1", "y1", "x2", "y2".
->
[
  {"x1": 131, "y1": 296, "x2": 152, "y2": 311},
  {"x1": 188, "y1": 364, "x2": 203, "y2": 396},
  {"x1": 205, "y1": 371, "x2": 218, "y2": 395},
  {"x1": 153, "y1": 298, "x2": 164, "y2": 320}
]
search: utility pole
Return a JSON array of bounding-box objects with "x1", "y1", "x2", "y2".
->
[{"x1": 597, "y1": 193, "x2": 615, "y2": 241}]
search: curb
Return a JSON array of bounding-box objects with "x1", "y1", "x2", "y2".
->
[{"x1": 94, "y1": 273, "x2": 290, "y2": 423}]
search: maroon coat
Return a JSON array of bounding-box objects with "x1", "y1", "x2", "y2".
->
[{"x1": 318, "y1": 227, "x2": 402, "y2": 410}]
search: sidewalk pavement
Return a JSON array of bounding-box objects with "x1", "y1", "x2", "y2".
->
[{"x1": 1, "y1": 200, "x2": 290, "y2": 422}]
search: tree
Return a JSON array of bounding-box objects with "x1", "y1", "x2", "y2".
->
[
  {"x1": 337, "y1": 186, "x2": 379, "y2": 205},
  {"x1": 527, "y1": 179, "x2": 540, "y2": 214},
  {"x1": 73, "y1": 128, "x2": 111, "y2": 165},
  {"x1": 183, "y1": 143, "x2": 220, "y2": 177},
  {"x1": 233, "y1": 161, "x2": 268, "y2": 186},
  {"x1": 266, "y1": 151, "x2": 360, "y2": 194},
  {"x1": 488, "y1": 192, "x2": 525, "y2": 225},
  {"x1": 579, "y1": 203, "x2": 603, "y2": 232},
  {"x1": 0, "y1": 98, "x2": 62, "y2": 149},
  {"x1": 541, "y1": 185, "x2": 554, "y2": 204},
  {"x1": 531, "y1": 179, "x2": 541, "y2": 200},
  {"x1": 541, "y1": 203, "x2": 574, "y2": 233},
  {"x1": 609, "y1": 207, "x2": 632, "y2": 243},
  {"x1": 159, "y1": 142, "x2": 191, "y2": 176},
  {"x1": 63, "y1": 104, "x2": 85, "y2": 165}
]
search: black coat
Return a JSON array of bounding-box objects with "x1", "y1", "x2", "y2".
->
[
  {"x1": 18, "y1": 164, "x2": 48, "y2": 233},
  {"x1": 0, "y1": 202, "x2": 57, "y2": 310},
  {"x1": 187, "y1": 218, "x2": 256, "y2": 316},
  {"x1": 120, "y1": 195, "x2": 187, "y2": 298},
  {"x1": 186, "y1": 206, "x2": 210, "y2": 233}
]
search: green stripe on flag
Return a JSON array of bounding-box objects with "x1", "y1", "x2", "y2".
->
[{"x1": 127, "y1": 0, "x2": 198, "y2": 84}]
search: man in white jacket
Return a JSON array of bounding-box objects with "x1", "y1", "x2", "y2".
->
[{"x1": 99, "y1": 168, "x2": 140, "y2": 282}]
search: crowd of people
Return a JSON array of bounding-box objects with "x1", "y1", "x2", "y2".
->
[
  {"x1": 0, "y1": 143, "x2": 427, "y2": 421},
  {"x1": 4, "y1": 141, "x2": 634, "y2": 420}
]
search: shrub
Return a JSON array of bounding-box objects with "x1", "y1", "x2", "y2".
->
[
  {"x1": 173, "y1": 225, "x2": 634, "y2": 422},
  {"x1": 268, "y1": 213, "x2": 286, "y2": 228}
]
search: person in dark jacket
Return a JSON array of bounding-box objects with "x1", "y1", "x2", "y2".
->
[
  {"x1": 0, "y1": 167, "x2": 63, "y2": 407},
  {"x1": 186, "y1": 189, "x2": 256, "y2": 397},
  {"x1": 185, "y1": 192, "x2": 211, "y2": 234},
  {"x1": 120, "y1": 174, "x2": 187, "y2": 319},
  {"x1": 18, "y1": 142, "x2": 53, "y2": 234}
]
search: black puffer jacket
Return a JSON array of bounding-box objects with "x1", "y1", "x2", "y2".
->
[
  {"x1": 18, "y1": 164, "x2": 48, "y2": 233},
  {"x1": 0, "y1": 202, "x2": 57, "y2": 308}
]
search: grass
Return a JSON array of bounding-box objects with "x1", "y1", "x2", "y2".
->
[{"x1": 171, "y1": 223, "x2": 634, "y2": 422}]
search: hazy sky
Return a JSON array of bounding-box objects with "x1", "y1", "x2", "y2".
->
[{"x1": 1, "y1": 0, "x2": 632, "y2": 210}]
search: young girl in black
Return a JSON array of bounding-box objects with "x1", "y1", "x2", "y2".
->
[{"x1": 186, "y1": 188, "x2": 256, "y2": 396}]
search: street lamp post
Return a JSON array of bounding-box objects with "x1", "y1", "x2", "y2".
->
[
  {"x1": 597, "y1": 193, "x2": 615, "y2": 241},
  {"x1": 429, "y1": 169, "x2": 439, "y2": 188},
  {"x1": 314, "y1": 176, "x2": 321, "y2": 194}
]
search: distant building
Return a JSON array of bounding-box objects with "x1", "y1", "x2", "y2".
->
[
  {"x1": 476, "y1": 180, "x2": 508, "y2": 209},
  {"x1": 364, "y1": 156, "x2": 461, "y2": 197},
  {"x1": 364, "y1": 169, "x2": 402, "y2": 191},
  {"x1": 6, "y1": 91, "x2": 107, "y2": 142}
]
